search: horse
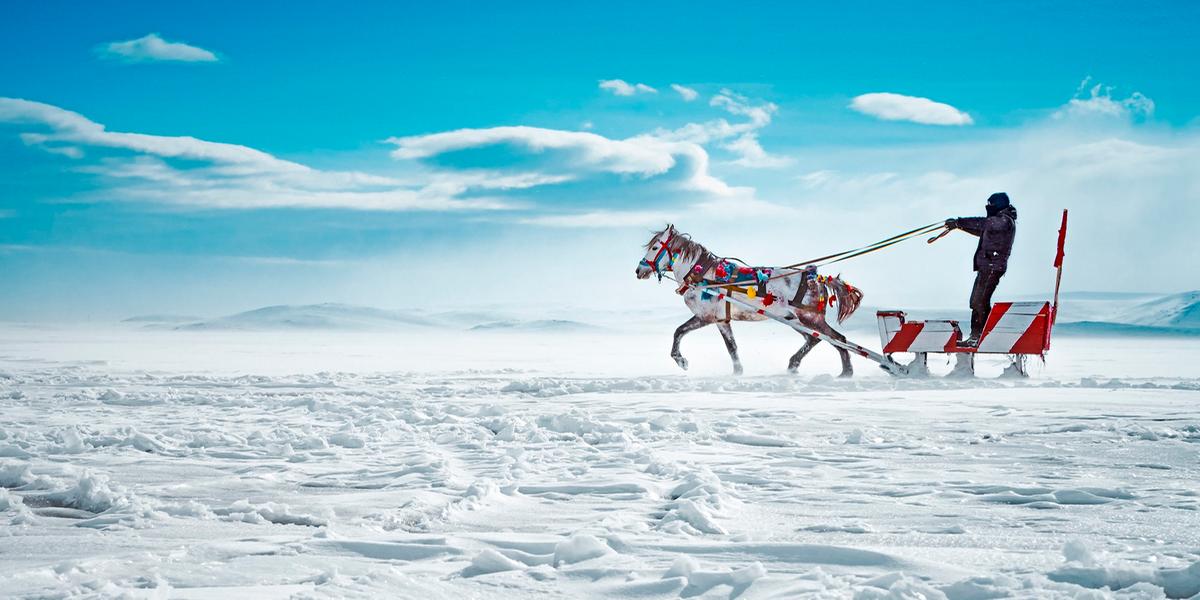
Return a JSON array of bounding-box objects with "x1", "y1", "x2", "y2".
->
[{"x1": 635, "y1": 224, "x2": 864, "y2": 377}]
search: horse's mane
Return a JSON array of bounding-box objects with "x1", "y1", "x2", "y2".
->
[{"x1": 645, "y1": 225, "x2": 711, "y2": 263}]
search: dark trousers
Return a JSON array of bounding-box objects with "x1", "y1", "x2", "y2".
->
[{"x1": 969, "y1": 269, "x2": 1005, "y2": 338}]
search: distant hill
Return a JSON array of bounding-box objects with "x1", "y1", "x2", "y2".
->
[
  {"x1": 174, "y1": 303, "x2": 433, "y2": 331},
  {"x1": 122, "y1": 314, "x2": 203, "y2": 324},
  {"x1": 1114, "y1": 291, "x2": 1200, "y2": 329},
  {"x1": 122, "y1": 303, "x2": 603, "y2": 332},
  {"x1": 470, "y1": 319, "x2": 602, "y2": 332},
  {"x1": 1055, "y1": 321, "x2": 1200, "y2": 337},
  {"x1": 118, "y1": 292, "x2": 1197, "y2": 336}
]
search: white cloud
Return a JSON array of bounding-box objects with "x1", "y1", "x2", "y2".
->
[
  {"x1": 4, "y1": 99, "x2": 302, "y2": 170},
  {"x1": 3, "y1": 89, "x2": 797, "y2": 215},
  {"x1": 849, "y1": 92, "x2": 973, "y2": 126},
  {"x1": 388, "y1": 125, "x2": 737, "y2": 195},
  {"x1": 1054, "y1": 80, "x2": 1155, "y2": 121},
  {"x1": 97, "y1": 33, "x2": 218, "y2": 63},
  {"x1": 0, "y1": 97, "x2": 513, "y2": 211},
  {"x1": 651, "y1": 89, "x2": 790, "y2": 168},
  {"x1": 651, "y1": 90, "x2": 780, "y2": 147},
  {"x1": 0, "y1": 86, "x2": 782, "y2": 234},
  {"x1": 599, "y1": 79, "x2": 657, "y2": 96},
  {"x1": 722, "y1": 133, "x2": 793, "y2": 168},
  {"x1": 390, "y1": 126, "x2": 674, "y2": 174},
  {"x1": 710, "y1": 90, "x2": 776, "y2": 128},
  {"x1": 519, "y1": 210, "x2": 680, "y2": 228},
  {"x1": 386, "y1": 87, "x2": 793, "y2": 212},
  {"x1": 671, "y1": 84, "x2": 699, "y2": 102}
]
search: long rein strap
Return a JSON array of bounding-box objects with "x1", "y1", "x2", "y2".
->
[
  {"x1": 780, "y1": 220, "x2": 945, "y2": 270},
  {"x1": 688, "y1": 220, "x2": 947, "y2": 291},
  {"x1": 816, "y1": 222, "x2": 945, "y2": 266}
]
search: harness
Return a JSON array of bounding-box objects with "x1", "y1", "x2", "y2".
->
[{"x1": 639, "y1": 231, "x2": 675, "y2": 281}]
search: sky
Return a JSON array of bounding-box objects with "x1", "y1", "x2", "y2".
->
[{"x1": 2, "y1": 1, "x2": 1198, "y2": 321}]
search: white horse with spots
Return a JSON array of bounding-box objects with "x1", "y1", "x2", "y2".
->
[{"x1": 635, "y1": 224, "x2": 864, "y2": 376}]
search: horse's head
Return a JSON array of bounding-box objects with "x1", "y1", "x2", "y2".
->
[{"x1": 636, "y1": 224, "x2": 675, "y2": 280}]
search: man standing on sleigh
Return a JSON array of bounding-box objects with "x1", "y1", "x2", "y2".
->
[{"x1": 944, "y1": 192, "x2": 1018, "y2": 347}]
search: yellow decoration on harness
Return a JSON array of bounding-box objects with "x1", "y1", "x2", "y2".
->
[{"x1": 746, "y1": 287, "x2": 757, "y2": 298}]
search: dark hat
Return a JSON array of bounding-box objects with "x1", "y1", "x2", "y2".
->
[{"x1": 986, "y1": 192, "x2": 1010, "y2": 208}]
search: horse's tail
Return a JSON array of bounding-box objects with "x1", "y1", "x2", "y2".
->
[{"x1": 825, "y1": 275, "x2": 864, "y2": 323}]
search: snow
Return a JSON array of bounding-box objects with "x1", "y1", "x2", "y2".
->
[{"x1": 0, "y1": 320, "x2": 1198, "y2": 598}]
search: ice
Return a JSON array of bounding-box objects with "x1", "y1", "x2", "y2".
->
[
  {"x1": 220, "y1": 500, "x2": 330, "y2": 527},
  {"x1": 664, "y1": 556, "x2": 767, "y2": 597},
  {"x1": 1, "y1": 322, "x2": 1199, "y2": 598},
  {"x1": 462, "y1": 548, "x2": 526, "y2": 577},
  {"x1": 1050, "y1": 558, "x2": 1200, "y2": 598},
  {"x1": 553, "y1": 533, "x2": 614, "y2": 566}
]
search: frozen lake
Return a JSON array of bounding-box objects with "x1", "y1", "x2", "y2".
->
[{"x1": 1, "y1": 324, "x2": 1198, "y2": 598}]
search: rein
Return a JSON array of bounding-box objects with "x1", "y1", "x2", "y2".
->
[
  {"x1": 671, "y1": 220, "x2": 947, "y2": 292},
  {"x1": 781, "y1": 221, "x2": 946, "y2": 270}
]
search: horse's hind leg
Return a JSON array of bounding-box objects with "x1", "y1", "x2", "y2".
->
[
  {"x1": 787, "y1": 334, "x2": 820, "y2": 374},
  {"x1": 671, "y1": 316, "x2": 708, "y2": 371},
  {"x1": 715, "y1": 322, "x2": 743, "y2": 376}
]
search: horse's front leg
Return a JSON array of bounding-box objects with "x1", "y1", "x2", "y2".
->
[
  {"x1": 787, "y1": 333, "x2": 819, "y2": 374},
  {"x1": 715, "y1": 322, "x2": 743, "y2": 376},
  {"x1": 796, "y1": 313, "x2": 854, "y2": 378},
  {"x1": 816, "y1": 321, "x2": 854, "y2": 378},
  {"x1": 670, "y1": 316, "x2": 708, "y2": 371}
]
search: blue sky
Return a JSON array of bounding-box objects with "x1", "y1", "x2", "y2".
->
[{"x1": 2, "y1": 1, "x2": 1198, "y2": 319}]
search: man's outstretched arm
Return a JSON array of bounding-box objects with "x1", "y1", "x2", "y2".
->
[{"x1": 948, "y1": 216, "x2": 985, "y2": 237}]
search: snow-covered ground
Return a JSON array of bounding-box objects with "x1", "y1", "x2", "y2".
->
[{"x1": 1, "y1": 321, "x2": 1198, "y2": 599}]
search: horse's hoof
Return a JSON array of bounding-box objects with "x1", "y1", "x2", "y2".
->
[
  {"x1": 732, "y1": 364, "x2": 743, "y2": 376},
  {"x1": 787, "y1": 367, "x2": 798, "y2": 375},
  {"x1": 673, "y1": 356, "x2": 689, "y2": 370},
  {"x1": 838, "y1": 371, "x2": 853, "y2": 379}
]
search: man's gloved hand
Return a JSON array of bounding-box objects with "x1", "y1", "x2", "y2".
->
[{"x1": 944, "y1": 218, "x2": 958, "y2": 229}]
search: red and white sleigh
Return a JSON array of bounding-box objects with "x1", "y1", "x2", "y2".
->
[{"x1": 874, "y1": 210, "x2": 1068, "y2": 377}]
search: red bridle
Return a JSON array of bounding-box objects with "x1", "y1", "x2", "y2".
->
[{"x1": 640, "y1": 231, "x2": 675, "y2": 280}]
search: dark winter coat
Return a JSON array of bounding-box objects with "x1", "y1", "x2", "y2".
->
[{"x1": 954, "y1": 205, "x2": 1017, "y2": 272}]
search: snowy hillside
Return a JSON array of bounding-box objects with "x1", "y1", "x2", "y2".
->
[
  {"x1": 174, "y1": 303, "x2": 434, "y2": 331},
  {"x1": 143, "y1": 304, "x2": 605, "y2": 333},
  {"x1": 471, "y1": 319, "x2": 603, "y2": 332},
  {"x1": 1114, "y1": 290, "x2": 1200, "y2": 329},
  {"x1": 121, "y1": 314, "x2": 203, "y2": 324}
]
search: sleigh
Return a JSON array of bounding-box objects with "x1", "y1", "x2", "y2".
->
[
  {"x1": 875, "y1": 209, "x2": 1068, "y2": 376},
  {"x1": 640, "y1": 210, "x2": 1067, "y2": 378}
]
